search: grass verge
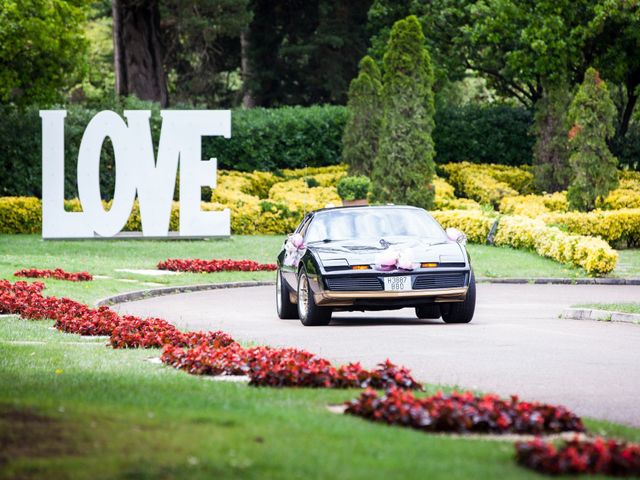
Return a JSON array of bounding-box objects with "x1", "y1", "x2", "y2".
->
[
  {"x1": 573, "y1": 303, "x2": 640, "y2": 314},
  {"x1": 2, "y1": 316, "x2": 639, "y2": 480}
]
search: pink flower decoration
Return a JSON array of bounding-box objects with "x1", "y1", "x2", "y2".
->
[
  {"x1": 290, "y1": 233, "x2": 305, "y2": 249},
  {"x1": 374, "y1": 251, "x2": 398, "y2": 270}
]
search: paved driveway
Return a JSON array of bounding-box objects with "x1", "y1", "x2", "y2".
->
[{"x1": 114, "y1": 283, "x2": 640, "y2": 427}]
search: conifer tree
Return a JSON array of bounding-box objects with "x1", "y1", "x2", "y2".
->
[
  {"x1": 371, "y1": 15, "x2": 435, "y2": 209},
  {"x1": 342, "y1": 56, "x2": 382, "y2": 175},
  {"x1": 532, "y1": 82, "x2": 572, "y2": 192},
  {"x1": 567, "y1": 68, "x2": 619, "y2": 211}
]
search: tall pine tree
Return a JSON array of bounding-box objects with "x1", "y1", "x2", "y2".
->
[
  {"x1": 567, "y1": 68, "x2": 618, "y2": 211},
  {"x1": 371, "y1": 15, "x2": 435, "y2": 209},
  {"x1": 342, "y1": 56, "x2": 382, "y2": 175},
  {"x1": 532, "y1": 82, "x2": 572, "y2": 192}
]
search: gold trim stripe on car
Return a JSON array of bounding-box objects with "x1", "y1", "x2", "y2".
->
[{"x1": 314, "y1": 287, "x2": 468, "y2": 306}]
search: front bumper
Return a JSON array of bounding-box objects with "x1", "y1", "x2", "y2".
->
[
  {"x1": 314, "y1": 286, "x2": 468, "y2": 307},
  {"x1": 309, "y1": 268, "x2": 471, "y2": 308}
]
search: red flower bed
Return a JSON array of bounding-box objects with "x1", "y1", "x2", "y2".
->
[
  {"x1": 157, "y1": 258, "x2": 277, "y2": 273},
  {"x1": 110, "y1": 317, "x2": 237, "y2": 349},
  {"x1": 345, "y1": 388, "x2": 585, "y2": 435},
  {"x1": 14, "y1": 268, "x2": 92, "y2": 281},
  {"x1": 1, "y1": 280, "x2": 421, "y2": 390},
  {"x1": 161, "y1": 343, "x2": 423, "y2": 389},
  {"x1": 516, "y1": 437, "x2": 640, "y2": 476}
]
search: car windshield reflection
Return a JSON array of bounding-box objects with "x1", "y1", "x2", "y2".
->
[{"x1": 305, "y1": 207, "x2": 446, "y2": 244}]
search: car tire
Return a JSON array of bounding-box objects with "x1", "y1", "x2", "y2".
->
[
  {"x1": 415, "y1": 304, "x2": 441, "y2": 319},
  {"x1": 441, "y1": 271, "x2": 476, "y2": 324},
  {"x1": 276, "y1": 269, "x2": 298, "y2": 319},
  {"x1": 297, "y1": 268, "x2": 332, "y2": 326}
]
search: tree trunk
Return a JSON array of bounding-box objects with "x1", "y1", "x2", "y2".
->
[
  {"x1": 112, "y1": 0, "x2": 169, "y2": 107},
  {"x1": 240, "y1": 30, "x2": 255, "y2": 108},
  {"x1": 618, "y1": 74, "x2": 639, "y2": 139}
]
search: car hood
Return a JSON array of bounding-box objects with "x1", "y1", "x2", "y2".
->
[{"x1": 308, "y1": 237, "x2": 466, "y2": 266}]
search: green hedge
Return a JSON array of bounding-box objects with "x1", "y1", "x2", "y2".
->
[
  {"x1": 433, "y1": 104, "x2": 533, "y2": 167},
  {"x1": 0, "y1": 103, "x2": 345, "y2": 199},
  {"x1": 204, "y1": 106, "x2": 347, "y2": 171},
  {"x1": 2, "y1": 101, "x2": 636, "y2": 199}
]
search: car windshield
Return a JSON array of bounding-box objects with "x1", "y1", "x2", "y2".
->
[{"x1": 305, "y1": 208, "x2": 446, "y2": 243}]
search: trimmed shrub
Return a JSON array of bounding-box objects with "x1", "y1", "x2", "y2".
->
[
  {"x1": 440, "y1": 162, "x2": 534, "y2": 206},
  {"x1": 431, "y1": 210, "x2": 495, "y2": 244},
  {"x1": 0, "y1": 197, "x2": 42, "y2": 233},
  {"x1": 336, "y1": 176, "x2": 371, "y2": 201},
  {"x1": 567, "y1": 68, "x2": 619, "y2": 211},
  {"x1": 599, "y1": 173, "x2": 640, "y2": 209},
  {"x1": 540, "y1": 209, "x2": 640, "y2": 247},
  {"x1": 371, "y1": 15, "x2": 436, "y2": 209},
  {"x1": 499, "y1": 192, "x2": 569, "y2": 217},
  {"x1": 494, "y1": 215, "x2": 618, "y2": 274},
  {"x1": 433, "y1": 177, "x2": 481, "y2": 211},
  {"x1": 342, "y1": 56, "x2": 382, "y2": 175}
]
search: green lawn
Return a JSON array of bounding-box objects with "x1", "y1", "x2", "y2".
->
[
  {"x1": 2, "y1": 235, "x2": 639, "y2": 305},
  {"x1": 2, "y1": 316, "x2": 639, "y2": 480},
  {"x1": 0, "y1": 235, "x2": 285, "y2": 304},
  {"x1": 573, "y1": 302, "x2": 640, "y2": 314},
  {"x1": 2, "y1": 235, "x2": 640, "y2": 478}
]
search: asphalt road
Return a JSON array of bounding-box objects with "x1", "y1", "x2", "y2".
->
[{"x1": 114, "y1": 283, "x2": 640, "y2": 427}]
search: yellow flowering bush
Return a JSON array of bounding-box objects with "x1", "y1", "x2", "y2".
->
[
  {"x1": 540, "y1": 208, "x2": 640, "y2": 247},
  {"x1": 441, "y1": 163, "x2": 518, "y2": 206},
  {"x1": 499, "y1": 192, "x2": 568, "y2": 217},
  {"x1": 434, "y1": 177, "x2": 455, "y2": 200},
  {"x1": 281, "y1": 164, "x2": 348, "y2": 179},
  {"x1": 268, "y1": 179, "x2": 340, "y2": 211},
  {"x1": 494, "y1": 215, "x2": 618, "y2": 274},
  {"x1": 0, "y1": 197, "x2": 42, "y2": 233},
  {"x1": 204, "y1": 166, "x2": 345, "y2": 234},
  {"x1": 431, "y1": 209, "x2": 496, "y2": 243},
  {"x1": 598, "y1": 178, "x2": 640, "y2": 210},
  {"x1": 440, "y1": 162, "x2": 534, "y2": 206}
]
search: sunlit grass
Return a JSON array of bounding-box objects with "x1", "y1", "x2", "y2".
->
[{"x1": 1, "y1": 317, "x2": 638, "y2": 480}]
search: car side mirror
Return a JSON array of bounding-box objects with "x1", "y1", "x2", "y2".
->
[{"x1": 446, "y1": 227, "x2": 467, "y2": 246}]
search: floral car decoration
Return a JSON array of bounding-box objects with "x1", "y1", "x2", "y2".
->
[{"x1": 283, "y1": 232, "x2": 306, "y2": 267}]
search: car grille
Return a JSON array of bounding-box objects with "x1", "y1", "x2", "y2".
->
[
  {"x1": 324, "y1": 272, "x2": 467, "y2": 291},
  {"x1": 413, "y1": 273, "x2": 466, "y2": 289},
  {"x1": 325, "y1": 277, "x2": 383, "y2": 291}
]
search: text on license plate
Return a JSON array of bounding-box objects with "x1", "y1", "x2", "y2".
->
[{"x1": 383, "y1": 276, "x2": 412, "y2": 291}]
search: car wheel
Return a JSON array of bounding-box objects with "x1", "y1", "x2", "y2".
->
[
  {"x1": 415, "y1": 304, "x2": 441, "y2": 319},
  {"x1": 441, "y1": 271, "x2": 476, "y2": 324},
  {"x1": 276, "y1": 269, "x2": 298, "y2": 319},
  {"x1": 297, "y1": 268, "x2": 331, "y2": 326}
]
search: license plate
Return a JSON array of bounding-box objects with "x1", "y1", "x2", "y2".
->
[{"x1": 383, "y1": 276, "x2": 412, "y2": 291}]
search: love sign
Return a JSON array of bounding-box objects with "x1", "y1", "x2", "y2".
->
[{"x1": 40, "y1": 110, "x2": 231, "y2": 239}]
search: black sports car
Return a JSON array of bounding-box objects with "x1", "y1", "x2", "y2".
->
[{"x1": 276, "y1": 205, "x2": 476, "y2": 326}]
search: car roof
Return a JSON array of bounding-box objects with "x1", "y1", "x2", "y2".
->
[{"x1": 309, "y1": 205, "x2": 423, "y2": 216}]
